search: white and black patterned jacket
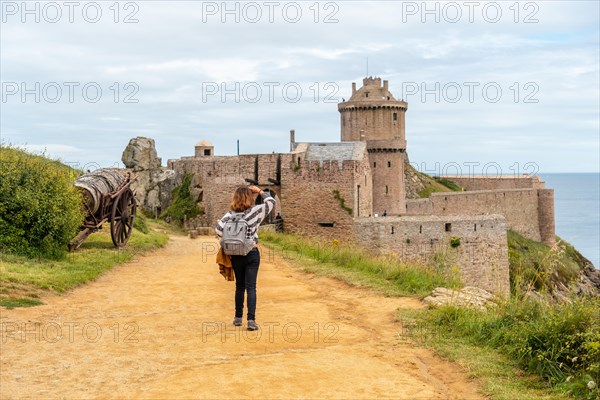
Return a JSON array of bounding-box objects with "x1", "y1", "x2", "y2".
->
[{"x1": 215, "y1": 191, "x2": 276, "y2": 244}]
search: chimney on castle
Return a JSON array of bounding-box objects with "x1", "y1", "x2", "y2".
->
[
  {"x1": 352, "y1": 82, "x2": 356, "y2": 95},
  {"x1": 383, "y1": 80, "x2": 388, "y2": 90},
  {"x1": 290, "y1": 129, "x2": 295, "y2": 151}
]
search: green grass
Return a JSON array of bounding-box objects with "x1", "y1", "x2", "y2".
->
[
  {"x1": 0, "y1": 220, "x2": 168, "y2": 307},
  {"x1": 260, "y1": 230, "x2": 459, "y2": 298},
  {"x1": 0, "y1": 297, "x2": 44, "y2": 309},
  {"x1": 401, "y1": 298, "x2": 600, "y2": 400},
  {"x1": 508, "y1": 230, "x2": 582, "y2": 295},
  {"x1": 432, "y1": 176, "x2": 463, "y2": 192},
  {"x1": 417, "y1": 171, "x2": 459, "y2": 198}
]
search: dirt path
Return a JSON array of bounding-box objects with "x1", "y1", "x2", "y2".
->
[{"x1": 0, "y1": 234, "x2": 483, "y2": 399}]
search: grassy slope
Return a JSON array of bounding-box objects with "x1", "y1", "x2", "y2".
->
[
  {"x1": 508, "y1": 230, "x2": 584, "y2": 295},
  {"x1": 404, "y1": 162, "x2": 463, "y2": 198},
  {"x1": 260, "y1": 230, "x2": 459, "y2": 298},
  {"x1": 0, "y1": 218, "x2": 168, "y2": 308}
]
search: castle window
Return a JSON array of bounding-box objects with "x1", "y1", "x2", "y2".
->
[
  {"x1": 318, "y1": 222, "x2": 335, "y2": 228},
  {"x1": 393, "y1": 112, "x2": 397, "y2": 121},
  {"x1": 391, "y1": 226, "x2": 395, "y2": 234},
  {"x1": 365, "y1": 92, "x2": 369, "y2": 98},
  {"x1": 419, "y1": 225, "x2": 422, "y2": 234},
  {"x1": 387, "y1": 161, "x2": 391, "y2": 168},
  {"x1": 445, "y1": 223, "x2": 452, "y2": 232},
  {"x1": 474, "y1": 224, "x2": 477, "y2": 232},
  {"x1": 373, "y1": 162, "x2": 376, "y2": 168},
  {"x1": 204, "y1": 149, "x2": 211, "y2": 156},
  {"x1": 385, "y1": 185, "x2": 389, "y2": 195}
]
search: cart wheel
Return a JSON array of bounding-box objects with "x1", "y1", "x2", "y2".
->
[{"x1": 110, "y1": 188, "x2": 136, "y2": 248}]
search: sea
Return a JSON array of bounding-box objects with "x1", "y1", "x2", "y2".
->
[{"x1": 540, "y1": 173, "x2": 600, "y2": 269}]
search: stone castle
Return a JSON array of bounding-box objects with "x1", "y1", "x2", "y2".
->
[{"x1": 124, "y1": 77, "x2": 557, "y2": 297}]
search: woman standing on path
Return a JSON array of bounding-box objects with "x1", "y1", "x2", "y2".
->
[{"x1": 215, "y1": 185, "x2": 276, "y2": 331}]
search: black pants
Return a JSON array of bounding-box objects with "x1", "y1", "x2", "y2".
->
[{"x1": 231, "y1": 248, "x2": 260, "y2": 321}]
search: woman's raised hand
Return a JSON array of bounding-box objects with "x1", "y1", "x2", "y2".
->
[{"x1": 248, "y1": 185, "x2": 262, "y2": 194}]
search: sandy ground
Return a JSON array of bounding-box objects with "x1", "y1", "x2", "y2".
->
[{"x1": 0, "y1": 234, "x2": 484, "y2": 399}]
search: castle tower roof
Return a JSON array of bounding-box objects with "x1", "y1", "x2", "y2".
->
[
  {"x1": 195, "y1": 140, "x2": 213, "y2": 147},
  {"x1": 347, "y1": 77, "x2": 398, "y2": 102}
]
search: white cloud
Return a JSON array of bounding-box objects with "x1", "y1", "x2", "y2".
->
[{"x1": 0, "y1": 1, "x2": 598, "y2": 172}]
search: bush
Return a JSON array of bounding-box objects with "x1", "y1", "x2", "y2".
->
[
  {"x1": 0, "y1": 146, "x2": 84, "y2": 258},
  {"x1": 161, "y1": 174, "x2": 201, "y2": 223},
  {"x1": 418, "y1": 298, "x2": 600, "y2": 399},
  {"x1": 508, "y1": 230, "x2": 582, "y2": 294}
]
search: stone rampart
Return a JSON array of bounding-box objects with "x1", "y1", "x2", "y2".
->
[{"x1": 354, "y1": 214, "x2": 510, "y2": 296}]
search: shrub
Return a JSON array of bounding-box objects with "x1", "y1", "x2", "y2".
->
[
  {"x1": 417, "y1": 298, "x2": 600, "y2": 399},
  {"x1": 0, "y1": 145, "x2": 84, "y2": 258},
  {"x1": 508, "y1": 230, "x2": 582, "y2": 294},
  {"x1": 161, "y1": 174, "x2": 201, "y2": 223}
]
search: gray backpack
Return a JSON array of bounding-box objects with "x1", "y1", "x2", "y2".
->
[{"x1": 220, "y1": 212, "x2": 255, "y2": 256}]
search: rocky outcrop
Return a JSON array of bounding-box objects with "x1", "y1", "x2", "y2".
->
[
  {"x1": 404, "y1": 156, "x2": 428, "y2": 199},
  {"x1": 122, "y1": 137, "x2": 161, "y2": 171},
  {"x1": 122, "y1": 137, "x2": 179, "y2": 214},
  {"x1": 424, "y1": 287, "x2": 497, "y2": 310}
]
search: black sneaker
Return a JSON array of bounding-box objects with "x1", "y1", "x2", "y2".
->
[
  {"x1": 247, "y1": 320, "x2": 259, "y2": 331},
  {"x1": 233, "y1": 317, "x2": 243, "y2": 326}
]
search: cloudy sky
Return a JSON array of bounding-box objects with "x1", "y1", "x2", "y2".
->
[{"x1": 1, "y1": 0, "x2": 599, "y2": 173}]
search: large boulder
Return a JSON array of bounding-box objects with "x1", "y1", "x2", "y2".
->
[
  {"x1": 122, "y1": 137, "x2": 161, "y2": 171},
  {"x1": 122, "y1": 137, "x2": 179, "y2": 214}
]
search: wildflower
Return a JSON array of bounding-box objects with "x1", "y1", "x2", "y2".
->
[{"x1": 588, "y1": 380, "x2": 596, "y2": 390}]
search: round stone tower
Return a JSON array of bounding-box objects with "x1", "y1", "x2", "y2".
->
[
  {"x1": 338, "y1": 77, "x2": 408, "y2": 215},
  {"x1": 338, "y1": 77, "x2": 407, "y2": 144}
]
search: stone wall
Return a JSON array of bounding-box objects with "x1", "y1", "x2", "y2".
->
[
  {"x1": 368, "y1": 148, "x2": 405, "y2": 215},
  {"x1": 441, "y1": 175, "x2": 545, "y2": 191},
  {"x1": 354, "y1": 214, "x2": 510, "y2": 296},
  {"x1": 281, "y1": 158, "x2": 371, "y2": 239},
  {"x1": 170, "y1": 153, "x2": 286, "y2": 227},
  {"x1": 406, "y1": 188, "x2": 555, "y2": 246}
]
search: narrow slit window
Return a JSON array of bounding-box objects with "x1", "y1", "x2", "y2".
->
[
  {"x1": 387, "y1": 161, "x2": 391, "y2": 168},
  {"x1": 474, "y1": 224, "x2": 477, "y2": 232},
  {"x1": 393, "y1": 112, "x2": 397, "y2": 121},
  {"x1": 391, "y1": 226, "x2": 395, "y2": 234},
  {"x1": 419, "y1": 225, "x2": 422, "y2": 234},
  {"x1": 318, "y1": 222, "x2": 335, "y2": 228},
  {"x1": 385, "y1": 185, "x2": 389, "y2": 195},
  {"x1": 445, "y1": 223, "x2": 452, "y2": 232},
  {"x1": 373, "y1": 162, "x2": 376, "y2": 168}
]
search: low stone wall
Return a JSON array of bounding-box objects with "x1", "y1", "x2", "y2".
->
[{"x1": 354, "y1": 214, "x2": 510, "y2": 296}]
